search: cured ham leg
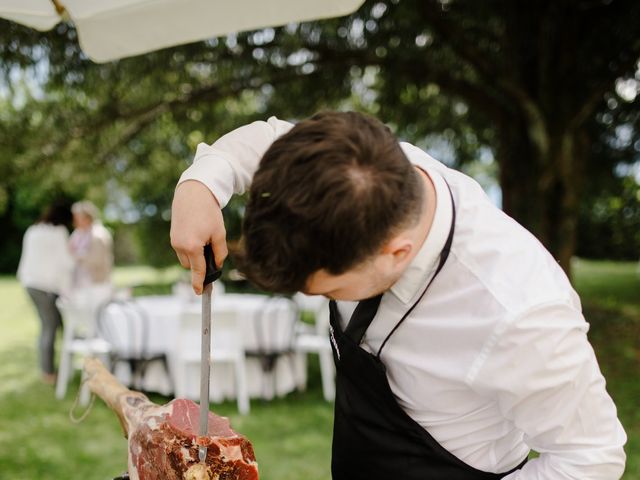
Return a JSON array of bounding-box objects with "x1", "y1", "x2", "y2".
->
[{"x1": 84, "y1": 358, "x2": 258, "y2": 480}]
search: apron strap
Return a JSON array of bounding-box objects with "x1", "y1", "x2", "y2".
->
[{"x1": 376, "y1": 182, "x2": 456, "y2": 358}]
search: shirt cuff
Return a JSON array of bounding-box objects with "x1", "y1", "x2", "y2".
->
[{"x1": 178, "y1": 146, "x2": 236, "y2": 208}]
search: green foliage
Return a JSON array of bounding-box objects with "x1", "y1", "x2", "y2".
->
[
  {"x1": 578, "y1": 176, "x2": 640, "y2": 260},
  {"x1": 578, "y1": 88, "x2": 640, "y2": 260},
  {"x1": 132, "y1": 216, "x2": 175, "y2": 268},
  {"x1": 0, "y1": 1, "x2": 639, "y2": 271}
]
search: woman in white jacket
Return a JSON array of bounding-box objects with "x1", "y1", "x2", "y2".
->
[{"x1": 17, "y1": 202, "x2": 75, "y2": 384}]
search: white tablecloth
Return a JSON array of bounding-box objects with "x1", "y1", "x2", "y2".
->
[{"x1": 111, "y1": 293, "x2": 304, "y2": 401}]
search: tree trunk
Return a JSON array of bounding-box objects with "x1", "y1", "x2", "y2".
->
[
  {"x1": 498, "y1": 114, "x2": 544, "y2": 234},
  {"x1": 540, "y1": 131, "x2": 588, "y2": 278},
  {"x1": 497, "y1": 116, "x2": 586, "y2": 281}
]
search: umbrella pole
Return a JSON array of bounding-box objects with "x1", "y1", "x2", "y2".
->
[{"x1": 50, "y1": 0, "x2": 69, "y2": 20}]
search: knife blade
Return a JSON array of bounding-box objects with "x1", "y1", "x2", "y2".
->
[{"x1": 198, "y1": 245, "x2": 222, "y2": 463}]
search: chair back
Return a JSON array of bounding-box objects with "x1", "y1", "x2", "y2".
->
[
  {"x1": 63, "y1": 284, "x2": 113, "y2": 337},
  {"x1": 293, "y1": 293, "x2": 330, "y2": 335},
  {"x1": 247, "y1": 296, "x2": 299, "y2": 355},
  {"x1": 56, "y1": 297, "x2": 101, "y2": 340}
]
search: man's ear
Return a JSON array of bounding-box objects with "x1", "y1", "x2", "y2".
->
[{"x1": 381, "y1": 236, "x2": 413, "y2": 264}]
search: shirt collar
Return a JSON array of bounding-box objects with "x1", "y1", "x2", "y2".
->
[{"x1": 389, "y1": 166, "x2": 453, "y2": 305}]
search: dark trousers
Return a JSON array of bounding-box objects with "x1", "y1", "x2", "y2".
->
[{"x1": 26, "y1": 287, "x2": 62, "y2": 375}]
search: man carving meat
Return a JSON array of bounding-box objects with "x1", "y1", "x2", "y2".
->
[{"x1": 170, "y1": 111, "x2": 626, "y2": 479}]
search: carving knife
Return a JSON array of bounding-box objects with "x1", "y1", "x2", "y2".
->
[{"x1": 198, "y1": 245, "x2": 222, "y2": 463}]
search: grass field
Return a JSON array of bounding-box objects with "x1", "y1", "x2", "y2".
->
[
  {"x1": 572, "y1": 259, "x2": 640, "y2": 479},
  {"x1": 0, "y1": 259, "x2": 638, "y2": 479}
]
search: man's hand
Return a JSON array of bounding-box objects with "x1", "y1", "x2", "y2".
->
[{"x1": 170, "y1": 180, "x2": 228, "y2": 294}]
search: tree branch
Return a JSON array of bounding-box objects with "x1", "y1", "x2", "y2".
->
[
  {"x1": 569, "y1": 52, "x2": 640, "y2": 132},
  {"x1": 419, "y1": 0, "x2": 550, "y2": 157},
  {"x1": 88, "y1": 70, "x2": 304, "y2": 166}
]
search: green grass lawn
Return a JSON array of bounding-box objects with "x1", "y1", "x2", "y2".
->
[
  {"x1": 572, "y1": 259, "x2": 640, "y2": 479},
  {"x1": 0, "y1": 259, "x2": 638, "y2": 479}
]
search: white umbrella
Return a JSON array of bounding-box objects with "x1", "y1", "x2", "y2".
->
[{"x1": 0, "y1": 0, "x2": 365, "y2": 63}]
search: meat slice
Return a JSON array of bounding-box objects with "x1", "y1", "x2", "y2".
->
[{"x1": 84, "y1": 358, "x2": 258, "y2": 480}]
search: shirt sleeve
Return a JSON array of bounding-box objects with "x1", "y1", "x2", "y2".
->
[
  {"x1": 178, "y1": 116, "x2": 295, "y2": 208},
  {"x1": 469, "y1": 302, "x2": 627, "y2": 480}
]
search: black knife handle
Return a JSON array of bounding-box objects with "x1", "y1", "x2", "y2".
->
[{"x1": 203, "y1": 245, "x2": 222, "y2": 287}]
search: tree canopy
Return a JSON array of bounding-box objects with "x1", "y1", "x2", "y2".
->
[{"x1": 1, "y1": 0, "x2": 639, "y2": 274}]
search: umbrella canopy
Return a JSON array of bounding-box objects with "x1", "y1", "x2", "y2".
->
[{"x1": 0, "y1": 0, "x2": 365, "y2": 62}]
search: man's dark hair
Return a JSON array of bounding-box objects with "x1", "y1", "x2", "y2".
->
[{"x1": 237, "y1": 111, "x2": 424, "y2": 293}]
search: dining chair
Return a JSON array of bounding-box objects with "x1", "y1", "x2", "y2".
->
[
  {"x1": 244, "y1": 296, "x2": 300, "y2": 401},
  {"x1": 292, "y1": 293, "x2": 335, "y2": 402},
  {"x1": 55, "y1": 297, "x2": 113, "y2": 405},
  {"x1": 96, "y1": 299, "x2": 173, "y2": 392},
  {"x1": 175, "y1": 309, "x2": 250, "y2": 415}
]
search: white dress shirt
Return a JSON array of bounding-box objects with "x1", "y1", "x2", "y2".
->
[{"x1": 179, "y1": 117, "x2": 627, "y2": 479}]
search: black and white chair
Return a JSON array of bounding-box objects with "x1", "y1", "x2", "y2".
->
[
  {"x1": 175, "y1": 308, "x2": 250, "y2": 414},
  {"x1": 96, "y1": 299, "x2": 173, "y2": 392},
  {"x1": 244, "y1": 296, "x2": 300, "y2": 401},
  {"x1": 292, "y1": 293, "x2": 335, "y2": 402},
  {"x1": 55, "y1": 295, "x2": 113, "y2": 405}
]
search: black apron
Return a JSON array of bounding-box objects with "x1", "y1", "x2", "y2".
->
[{"x1": 328, "y1": 185, "x2": 526, "y2": 479}]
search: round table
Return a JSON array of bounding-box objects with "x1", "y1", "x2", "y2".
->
[{"x1": 110, "y1": 293, "x2": 303, "y2": 402}]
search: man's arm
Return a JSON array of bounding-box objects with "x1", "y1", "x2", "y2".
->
[
  {"x1": 470, "y1": 302, "x2": 627, "y2": 479},
  {"x1": 170, "y1": 117, "x2": 294, "y2": 293}
]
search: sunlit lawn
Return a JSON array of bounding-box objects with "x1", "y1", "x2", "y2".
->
[
  {"x1": 0, "y1": 267, "x2": 332, "y2": 480},
  {"x1": 0, "y1": 259, "x2": 638, "y2": 479},
  {"x1": 572, "y1": 259, "x2": 640, "y2": 479}
]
